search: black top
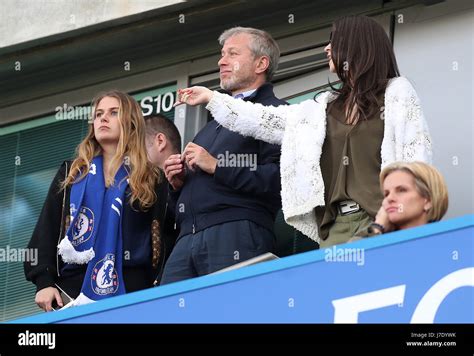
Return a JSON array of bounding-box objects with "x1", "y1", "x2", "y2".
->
[
  {"x1": 24, "y1": 160, "x2": 178, "y2": 295},
  {"x1": 172, "y1": 83, "x2": 287, "y2": 238}
]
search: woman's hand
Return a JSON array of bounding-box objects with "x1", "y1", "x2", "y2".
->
[
  {"x1": 35, "y1": 286, "x2": 63, "y2": 312},
  {"x1": 374, "y1": 206, "x2": 395, "y2": 233},
  {"x1": 174, "y1": 86, "x2": 213, "y2": 106}
]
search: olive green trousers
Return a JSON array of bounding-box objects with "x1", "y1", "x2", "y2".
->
[{"x1": 319, "y1": 210, "x2": 373, "y2": 248}]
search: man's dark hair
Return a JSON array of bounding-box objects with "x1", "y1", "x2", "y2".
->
[{"x1": 145, "y1": 114, "x2": 181, "y2": 153}]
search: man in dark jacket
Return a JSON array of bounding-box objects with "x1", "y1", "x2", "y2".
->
[{"x1": 161, "y1": 27, "x2": 286, "y2": 284}]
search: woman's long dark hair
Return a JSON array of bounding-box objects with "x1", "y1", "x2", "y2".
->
[{"x1": 329, "y1": 15, "x2": 400, "y2": 124}]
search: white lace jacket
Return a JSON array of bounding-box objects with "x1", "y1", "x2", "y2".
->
[{"x1": 206, "y1": 77, "x2": 432, "y2": 243}]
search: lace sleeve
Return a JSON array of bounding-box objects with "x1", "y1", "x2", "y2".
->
[
  {"x1": 400, "y1": 82, "x2": 433, "y2": 163},
  {"x1": 206, "y1": 91, "x2": 300, "y2": 145}
]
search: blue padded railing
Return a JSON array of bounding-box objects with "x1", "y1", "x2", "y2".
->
[{"x1": 11, "y1": 214, "x2": 473, "y2": 324}]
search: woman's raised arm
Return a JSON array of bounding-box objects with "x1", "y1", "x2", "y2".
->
[{"x1": 176, "y1": 86, "x2": 323, "y2": 145}]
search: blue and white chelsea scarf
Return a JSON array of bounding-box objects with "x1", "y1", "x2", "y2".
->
[{"x1": 58, "y1": 156, "x2": 128, "y2": 306}]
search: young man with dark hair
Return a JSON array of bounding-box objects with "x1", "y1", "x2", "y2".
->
[{"x1": 145, "y1": 114, "x2": 182, "y2": 170}]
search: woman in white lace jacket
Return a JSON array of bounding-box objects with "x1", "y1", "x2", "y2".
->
[{"x1": 176, "y1": 16, "x2": 432, "y2": 246}]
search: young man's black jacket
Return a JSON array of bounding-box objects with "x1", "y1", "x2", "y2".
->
[
  {"x1": 24, "y1": 160, "x2": 178, "y2": 296},
  {"x1": 172, "y1": 83, "x2": 286, "y2": 238}
]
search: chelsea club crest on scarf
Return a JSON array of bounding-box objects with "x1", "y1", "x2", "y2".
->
[
  {"x1": 57, "y1": 156, "x2": 128, "y2": 306},
  {"x1": 71, "y1": 207, "x2": 94, "y2": 246},
  {"x1": 91, "y1": 253, "x2": 119, "y2": 296}
]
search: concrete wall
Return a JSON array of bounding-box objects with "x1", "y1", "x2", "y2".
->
[
  {"x1": 0, "y1": 0, "x2": 181, "y2": 47},
  {"x1": 393, "y1": 0, "x2": 474, "y2": 218}
]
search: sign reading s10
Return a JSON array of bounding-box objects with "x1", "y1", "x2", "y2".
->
[{"x1": 140, "y1": 91, "x2": 175, "y2": 116}]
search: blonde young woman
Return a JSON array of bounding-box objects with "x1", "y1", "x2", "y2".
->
[
  {"x1": 174, "y1": 16, "x2": 433, "y2": 247},
  {"x1": 25, "y1": 91, "x2": 177, "y2": 311}
]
